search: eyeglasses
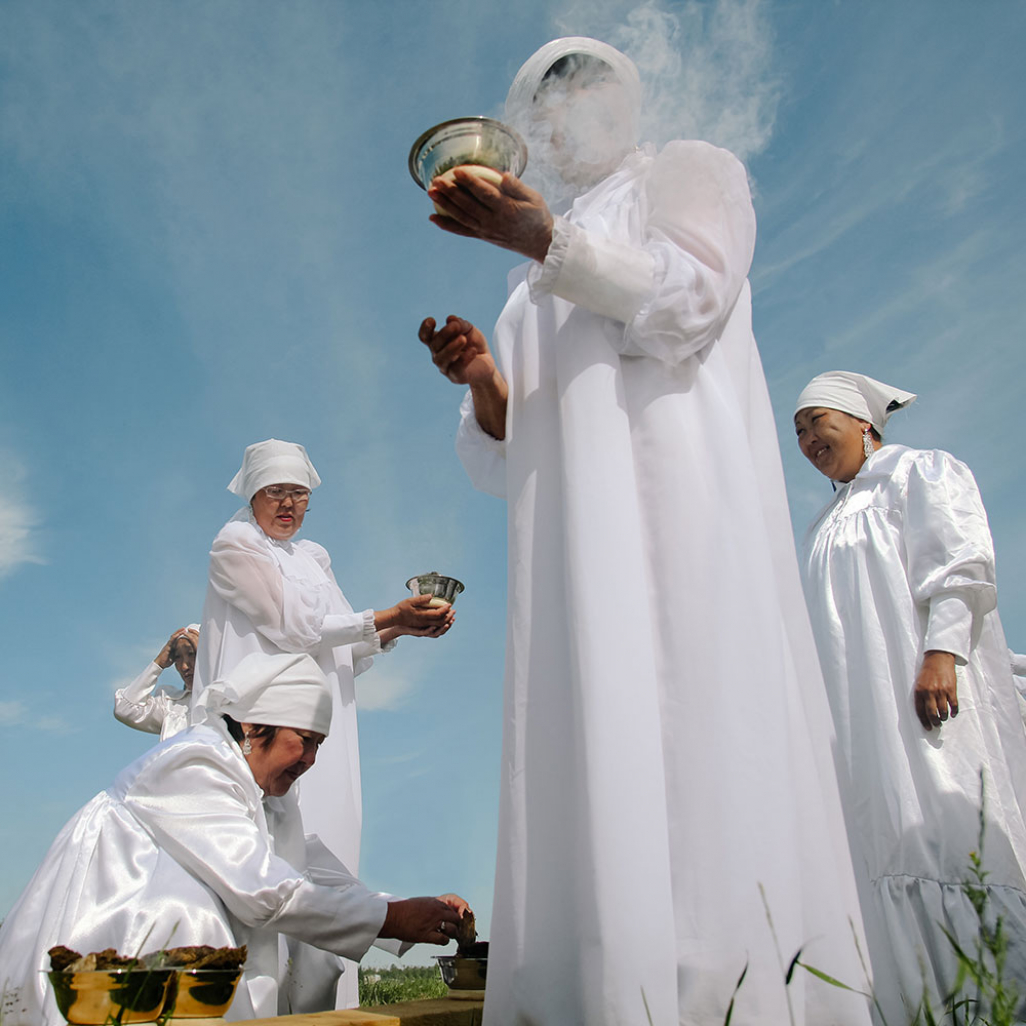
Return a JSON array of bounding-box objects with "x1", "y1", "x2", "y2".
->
[{"x1": 260, "y1": 486, "x2": 311, "y2": 505}]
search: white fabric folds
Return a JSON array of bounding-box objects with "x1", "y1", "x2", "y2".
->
[
  {"x1": 0, "y1": 723, "x2": 393, "y2": 1024},
  {"x1": 456, "y1": 52, "x2": 873, "y2": 1024},
  {"x1": 801, "y1": 444, "x2": 1026, "y2": 1022},
  {"x1": 795, "y1": 370, "x2": 917, "y2": 434},
  {"x1": 227, "y1": 438, "x2": 322, "y2": 500}
]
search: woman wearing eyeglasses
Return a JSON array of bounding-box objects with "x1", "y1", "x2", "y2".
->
[{"x1": 192, "y1": 438, "x2": 452, "y2": 1008}]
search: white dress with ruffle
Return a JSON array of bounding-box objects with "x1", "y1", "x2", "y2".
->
[{"x1": 801, "y1": 444, "x2": 1026, "y2": 1022}]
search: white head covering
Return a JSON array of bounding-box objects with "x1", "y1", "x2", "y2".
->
[
  {"x1": 505, "y1": 37, "x2": 642, "y2": 135},
  {"x1": 794, "y1": 371, "x2": 917, "y2": 434},
  {"x1": 194, "y1": 651, "x2": 333, "y2": 735},
  {"x1": 227, "y1": 439, "x2": 322, "y2": 501}
]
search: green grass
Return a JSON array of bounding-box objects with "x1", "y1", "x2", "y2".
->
[{"x1": 358, "y1": 964, "x2": 448, "y2": 1006}]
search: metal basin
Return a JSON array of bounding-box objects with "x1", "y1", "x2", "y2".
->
[
  {"x1": 406, "y1": 572, "x2": 465, "y2": 605},
  {"x1": 46, "y1": 969, "x2": 174, "y2": 1024},
  {"x1": 408, "y1": 117, "x2": 527, "y2": 190}
]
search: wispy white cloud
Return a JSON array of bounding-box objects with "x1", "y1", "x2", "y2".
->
[
  {"x1": 0, "y1": 700, "x2": 28, "y2": 725},
  {"x1": 33, "y1": 715, "x2": 78, "y2": 735},
  {"x1": 0, "y1": 454, "x2": 43, "y2": 580},
  {"x1": 355, "y1": 667, "x2": 417, "y2": 712}
]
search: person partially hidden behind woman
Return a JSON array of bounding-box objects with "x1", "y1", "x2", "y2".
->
[
  {"x1": 794, "y1": 370, "x2": 1026, "y2": 1022},
  {"x1": 0, "y1": 651, "x2": 468, "y2": 1024},
  {"x1": 113, "y1": 625, "x2": 199, "y2": 740}
]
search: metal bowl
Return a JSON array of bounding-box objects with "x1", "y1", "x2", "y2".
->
[
  {"x1": 408, "y1": 117, "x2": 527, "y2": 190},
  {"x1": 435, "y1": 954, "x2": 487, "y2": 992},
  {"x1": 406, "y1": 572, "x2": 465, "y2": 605},
  {"x1": 46, "y1": 969, "x2": 174, "y2": 1024},
  {"x1": 162, "y1": 967, "x2": 243, "y2": 1018}
]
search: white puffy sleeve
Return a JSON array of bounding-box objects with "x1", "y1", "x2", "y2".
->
[
  {"x1": 455, "y1": 388, "x2": 508, "y2": 499},
  {"x1": 124, "y1": 736, "x2": 387, "y2": 960},
  {"x1": 113, "y1": 663, "x2": 168, "y2": 734},
  {"x1": 527, "y1": 140, "x2": 757, "y2": 365},
  {"x1": 208, "y1": 523, "x2": 377, "y2": 653},
  {"x1": 903, "y1": 450, "x2": 998, "y2": 663}
]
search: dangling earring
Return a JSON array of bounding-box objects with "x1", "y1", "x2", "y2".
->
[
  {"x1": 242, "y1": 734, "x2": 252, "y2": 756},
  {"x1": 863, "y1": 428, "x2": 874, "y2": 459}
]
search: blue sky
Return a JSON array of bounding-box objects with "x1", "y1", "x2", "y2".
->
[{"x1": 2, "y1": 0, "x2": 1024, "y2": 966}]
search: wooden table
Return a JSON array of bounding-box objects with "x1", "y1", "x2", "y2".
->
[{"x1": 237, "y1": 996, "x2": 484, "y2": 1026}]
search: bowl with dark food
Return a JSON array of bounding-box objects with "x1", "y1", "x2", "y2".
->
[
  {"x1": 47, "y1": 945, "x2": 173, "y2": 1025},
  {"x1": 149, "y1": 945, "x2": 247, "y2": 1019},
  {"x1": 405, "y1": 571, "x2": 465, "y2": 607},
  {"x1": 435, "y1": 949, "x2": 488, "y2": 999},
  {"x1": 46, "y1": 968, "x2": 174, "y2": 1025},
  {"x1": 408, "y1": 117, "x2": 528, "y2": 193}
]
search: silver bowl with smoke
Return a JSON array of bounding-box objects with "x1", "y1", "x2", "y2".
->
[{"x1": 408, "y1": 117, "x2": 528, "y2": 191}]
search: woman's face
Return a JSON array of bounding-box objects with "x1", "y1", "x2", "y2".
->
[
  {"x1": 241, "y1": 724, "x2": 325, "y2": 797},
  {"x1": 171, "y1": 635, "x2": 197, "y2": 690},
  {"x1": 250, "y1": 483, "x2": 309, "y2": 541},
  {"x1": 794, "y1": 406, "x2": 872, "y2": 483}
]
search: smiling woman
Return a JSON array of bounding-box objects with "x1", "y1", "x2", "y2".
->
[{"x1": 794, "y1": 370, "x2": 1026, "y2": 1022}]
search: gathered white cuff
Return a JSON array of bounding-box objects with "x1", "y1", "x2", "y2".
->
[
  {"x1": 527, "y1": 216, "x2": 656, "y2": 325},
  {"x1": 322, "y1": 609, "x2": 379, "y2": 650},
  {"x1": 925, "y1": 594, "x2": 973, "y2": 664}
]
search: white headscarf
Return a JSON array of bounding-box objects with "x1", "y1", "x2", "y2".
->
[
  {"x1": 794, "y1": 371, "x2": 917, "y2": 434},
  {"x1": 194, "y1": 651, "x2": 333, "y2": 735},
  {"x1": 227, "y1": 439, "x2": 322, "y2": 501},
  {"x1": 504, "y1": 37, "x2": 642, "y2": 135}
]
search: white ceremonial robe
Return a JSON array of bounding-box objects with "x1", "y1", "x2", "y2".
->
[
  {"x1": 801, "y1": 444, "x2": 1026, "y2": 1023},
  {"x1": 0, "y1": 724, "x2": 398, "y2": 1025},
  {"x1": 113, "y1": 661, "x2": 190, "y2": 739},
  {"x1": 456, "y1": 141, "x2": 872, "y2": 1025},
  {"x1": 193, "y1": 512, "x2": 386, "y2": 1008}
]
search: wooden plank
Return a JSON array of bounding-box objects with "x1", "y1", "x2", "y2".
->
[
  {"x1": 360, "y1": 996, "x2": 484, "y2": 1026},
  {"x1": 234, "y1": 995, "x2": 484, "y2": 1025},
  {"x1": 237, "y1": 1010, "x2": 400, "y2": 1026}
]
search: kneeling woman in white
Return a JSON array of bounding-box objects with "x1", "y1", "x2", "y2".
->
[
  {"x1": 0, "y1": 652, "x2": 467, "y2": 1024},
  {"x1": 795, "y1": 371, "x2": 1026, "y2": 1022}
]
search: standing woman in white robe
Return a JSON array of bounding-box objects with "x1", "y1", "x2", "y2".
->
[
  {"x1": 192, "y1": 439, "x2": 452, "y2": 1005},
  {"x1": 0, "y1": 652, "x2": 468, "y2": 1025},
  {"x1": 794, "y1": 371, "x2": 1026, "y2": 1022},
  {"x1": 418, "y1": 38, "x2": 871, "y2": 1026}
]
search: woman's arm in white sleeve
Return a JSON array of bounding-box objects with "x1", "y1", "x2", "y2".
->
[
  {"x1": 527, "y1": 141, "x2": 757, "y2": 366},
  {"x1": 126, "y1": 741, "x2": 387, "y2": 960},
  {"x1": 904, "y1": 450, "x2": 998, "y2": 662},
  {"x1": 209, "y1": 525, "x2": 375, "y2": 653},
  {"x1": 113, "y1": 663, "x2": 167, "y2": 734},
  {"x1": 455, "y1": 388, "x2": 508, "y2": 499}
]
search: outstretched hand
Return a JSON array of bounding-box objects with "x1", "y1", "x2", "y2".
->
[
  {"x1": 418, "y1": 316, "x2": 496, "y2": 386},
  {"x1": 379, "y1": 895, "x2": 467, "y2": 945},
  {"x1": 428, "y1": 170, "x2": 553, "y2": 263}
]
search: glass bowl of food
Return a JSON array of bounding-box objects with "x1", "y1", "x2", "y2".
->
[
  {"x1": 46, "y1": 968, "x2": 174, "y2": 1025},
  {"x1": 408, "y1": 116, "x2": 527, "y2": 193},
  {"x1": 406, "y1": 572, "x2": 465, "y2": 606},
  {"x1": 162, "y1": 967, "x2": 244, "y2": 1018}
]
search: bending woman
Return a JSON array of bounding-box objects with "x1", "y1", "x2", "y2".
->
[
  {"x1": 0, "y1": 651, "x2": 467, "y2": 1024},
  {"x1": 794, "y1": 370, "x2": 1026, "y2": 1022}
]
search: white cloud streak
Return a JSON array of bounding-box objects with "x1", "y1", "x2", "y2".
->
[{"x1": 0, "y1": 454, "x2": 43, "y2": 580}]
